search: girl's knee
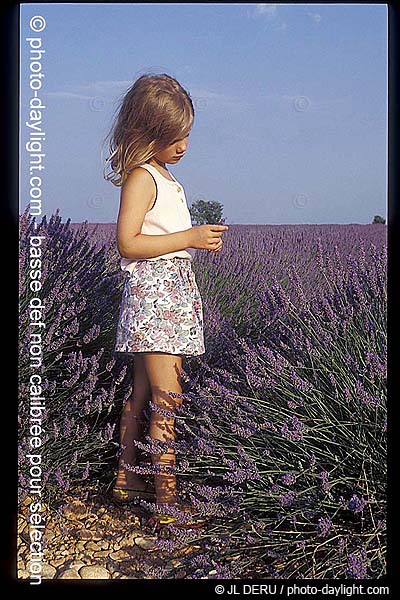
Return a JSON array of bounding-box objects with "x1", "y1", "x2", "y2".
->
[
  {"x1": 151, "y1": 388, "x2": 182, "y2": 411},
  {"x1": 149, "y1": 413, "x2": 175, "y2": 436}
]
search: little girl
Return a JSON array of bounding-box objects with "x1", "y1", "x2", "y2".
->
[{"x1": 103, "y1": 73, "x2": 228, "y2": 526}]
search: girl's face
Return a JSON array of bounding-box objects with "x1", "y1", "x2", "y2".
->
[{"x1": 156, "y1": 130, "x2": 191, "y2": 164}]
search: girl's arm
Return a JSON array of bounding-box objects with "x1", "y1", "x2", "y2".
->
[{"x1": 116, "y1": 168, "x2": 192, "y2": 260}]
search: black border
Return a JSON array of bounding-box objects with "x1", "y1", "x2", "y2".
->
[{"x1": 4, "y1": 0, "x2": 399, "y2": 594}]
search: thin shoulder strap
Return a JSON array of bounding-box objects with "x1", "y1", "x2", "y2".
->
[
  {"x1": 141, "y1": 162, "x2": 178, "y2": 183},
  {"x1": 168, "y1": 169, "x2": 179, "y2": 183}
]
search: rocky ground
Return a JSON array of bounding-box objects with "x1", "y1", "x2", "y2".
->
[{"x1": 17, "y1": 484, "x2": 198, "y2": 580}]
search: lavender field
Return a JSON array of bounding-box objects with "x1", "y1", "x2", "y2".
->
[{"x1": 19, "y1": 209, "x2": 387, "y2": 579}]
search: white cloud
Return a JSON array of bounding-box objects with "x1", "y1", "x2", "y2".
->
[
  {"x1": 45, "y1": 79, "x2": 133, "y2": 101},
  {"x1": 74, "y1": 80, "x2": 132, "y2": 93},
  {"x1": 307, "y1": 12, "x2": 322, "y2": 24},
  {"x1": 44, "y1": 91, "x2": 92, "y2": 101},
  {"x1": 188, "y1": 87, "x2": 253, "y2": 112},
  {"x1": 44, "y1": 79, "x2": 132, "y2": 101},
  {"x1": 255, "y1": 4, "x2": 278, "y2": 18},
  {"x1": 249, "y1": 4, "x2": 286, "y2": 31},
  {"x1": 43, "y1": 80, "x2": 253, "y2": 113}
]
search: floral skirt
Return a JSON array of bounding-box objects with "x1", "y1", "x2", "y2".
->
[{"x1": 114, "y1": 257, "x2": 205, "y2": 357}]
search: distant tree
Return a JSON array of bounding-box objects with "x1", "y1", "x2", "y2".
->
[
  {"x1": 189, "y1": 199, "x2": 226, "y2": 225},
  {"x1": 372, "y1": 215, "x2": 386, "y2": 224}
]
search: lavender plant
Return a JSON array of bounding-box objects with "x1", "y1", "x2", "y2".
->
[
  {"x1": 192, "y1": 223, "x2": 386, "y2": 342},
  {"x1": 18, "y1": 208, "x2": 131, "y2": 508},
  {"x1": 147, "y1": 238, "x2": 387, "y2": 579},
  {"x1": 19, "y1": 212, "x2": 386, "y2": 580}
]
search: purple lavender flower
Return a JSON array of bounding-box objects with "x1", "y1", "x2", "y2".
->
[
  {"x1": 279, "y1": 491, "x2": 296, "y2": 507},
  {"x1": 82, "y1": 462, "x2": 90, "y2": 480},
  {"x1": 346, "y1": 547, "x2": 368, "y2": 579},
  {"x1": 376, "y1": 519, "x2": 386, "y2": 530},
  {"x1": 281, "y1": 473, "x2": 297, "y2": 486},
  {"x1": 317, "y1": 516, "x2": 332, "y2": 537},
  {"x1": 348, "y1": 494, "x2": 367, "y2": 513},
  {"x1": 281, "y1": 416, "x2": 305, "y2": 441},
  {"x1": 337, "y1": 537, "x2": 345, "y2": 554},
  {"x1": 320, "y1": 471, "x2": 330, "y2": 492},
  {"x1": 354, "y1": 380, "x2": 380, "y2": 407}
]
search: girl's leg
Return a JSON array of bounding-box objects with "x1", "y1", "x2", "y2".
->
[
  {"x1": 116, "y1": 354, "x2": 152, "y2": 489},
  {"x1": 142, "y1": 352, "x2": 183, "y2": 505}
]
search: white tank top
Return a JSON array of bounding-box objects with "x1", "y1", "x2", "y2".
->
[{"x1": 120, "y1": 162, "x2": 193, "y2": 273}]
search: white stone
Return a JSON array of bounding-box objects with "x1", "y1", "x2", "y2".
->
[
  {"x1": 17, "y1": 569, "x2": 30, "y2": 580},
  {"x1": 67, "y1": 560, "x2": 86, "y2": 570},
  {"x1": 79, "y1": 565, "x2": 111, "y2": 579},
  {"x1": 134, "y1": 536, "x2": 157, "y2": 550},
  {"x1": 41, "y1": 563, "x2": 57, "y2": 579},
  {"x1": 58, "y1": 568, "x2": 82, "y2": 579}
]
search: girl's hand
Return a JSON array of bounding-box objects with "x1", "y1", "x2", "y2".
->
[
  {"x1": 188, "y1": 224, "x2": 228, "y2": 251},
  {"x1": 208, "y1": 237, "x2": 223, "y2": 252}
]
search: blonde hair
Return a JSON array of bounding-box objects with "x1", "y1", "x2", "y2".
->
[{"x1": 102, "y1": 73, "x2": 194, "y2": 187}]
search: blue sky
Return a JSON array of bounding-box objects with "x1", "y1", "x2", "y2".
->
[{"x1": 20, "y1": 3, "x2": 387, "y2": 224}]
